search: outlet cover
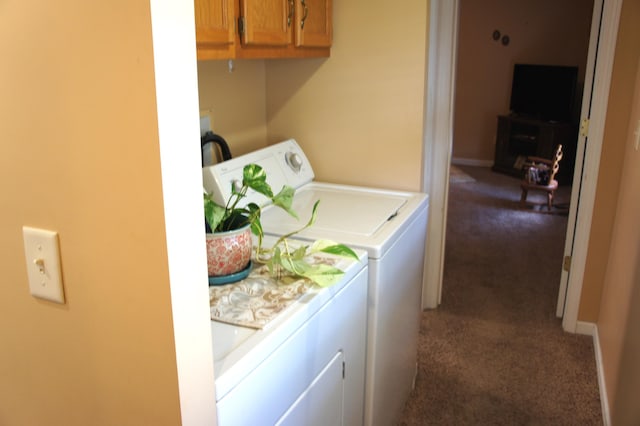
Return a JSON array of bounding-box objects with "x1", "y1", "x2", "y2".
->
[{"x1": 200, "y1": 110, "x2": 213, "y2": 136}]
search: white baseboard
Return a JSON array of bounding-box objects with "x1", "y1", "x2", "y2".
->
[
  {"x1": 576, "y1": 321, "x2": 610, "y2": 426},
  {"x1": 575, "y1": 320, "x2": 596, "y2": 336},
  {"x1": 451, "y1": 157, "x2": 493, "y2": 167}
]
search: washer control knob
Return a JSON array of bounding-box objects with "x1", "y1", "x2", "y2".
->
[
  {"x1": 231, "y1": 179, "x2": 243, "y2": 193},
  {"x1": 285, "y1": 152, "x2": 303, "y2": 172}
]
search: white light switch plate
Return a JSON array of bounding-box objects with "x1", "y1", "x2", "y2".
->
[{"x1": 23, "y1": 226, "x2": 65, "y2": 304}]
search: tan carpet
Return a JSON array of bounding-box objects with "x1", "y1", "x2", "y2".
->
[{"x1": 398, "y1": 166, "x2": 602, "y2": 425}]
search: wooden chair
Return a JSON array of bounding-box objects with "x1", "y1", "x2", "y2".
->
[{"x1": 520, "y1": 144, "x2": 563, "y2": 210}]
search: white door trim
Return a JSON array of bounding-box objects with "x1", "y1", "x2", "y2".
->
[
  {"x1": 421, "y1": 0, "x2": 459, "y2": 309},
  {"x1": 150, "y1": 0, "x2": 218, "y2": 424}
]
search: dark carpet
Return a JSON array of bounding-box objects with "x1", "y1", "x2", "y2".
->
[{"x1": 398, "y1": 166, "x2": 602, "y2": 425}]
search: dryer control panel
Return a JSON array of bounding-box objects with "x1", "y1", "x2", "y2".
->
[{"x1": 203, "y1": 139, "x2": 315, "y2": 208}]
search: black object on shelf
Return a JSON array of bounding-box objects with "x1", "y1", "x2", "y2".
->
[{"x1": 201, "y1": 131, "x2": 232, "y2": 166}]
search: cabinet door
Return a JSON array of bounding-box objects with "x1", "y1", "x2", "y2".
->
[
  {"x1": 241, "y1": 0, "x2": 292, "y2": 46},
  {"x1": 276, "y1": 352, "x2": 344, "y2": 426},
  {"x1": 294, "y1": 0, "x2": 332, "y2": 47},
  {"x1": 194, "y1": 0, "x2": 235, "y2": 46}
]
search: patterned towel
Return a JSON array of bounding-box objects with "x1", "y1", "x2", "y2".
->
[{"x1": 209, "y1": 256, "x2": 340, "y2": 329}]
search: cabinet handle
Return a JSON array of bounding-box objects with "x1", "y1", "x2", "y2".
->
[
  {"x1": 300, "y1": 0, "x2": 309, "y2": 29},
  {"x1": 287, "y1": 0, "x2": 294, "y2": 27}
]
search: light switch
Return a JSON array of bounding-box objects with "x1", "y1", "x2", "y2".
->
[{"x1": 23, "y1": 226, "x2": 65, "y2": 304}]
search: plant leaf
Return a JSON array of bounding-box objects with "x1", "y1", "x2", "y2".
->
[
  {"x1": 278, "y1": 255, "x2": 305, "y2": 275},
  {"x1": 273, "y1": 254, "x2": 345, "y2": 287},
  {"x1": 250, "y1": 217, "x2": 263, "y2": 238},
  {"x1": 246, "y1": 203, "x2": 261, "y2": 219},
  {"x1": 290, "y1": 245, "x2": 308, "y2": 260},
  {"x1": 240, "y1": 203, "x2": 260, "y2": 236},
  {"x1": 204, "y1": 193, "x2": 227, "y2": 232},
  {"x1": 266, "y1": 246, "x2": 282, "y2": 276},
  {"x1": 320, "y1": 244, "x2": 360, "y2": 260},
  {"x1": 299, "y1": 263, "x2": 346, "y2": 287},
  {"x1": 307, "y1": 200, "x2": 320, "y2": 227},
  {"x1": 243, "y1": 164, "x2": 273, "y2": 198},
  {"x1": 272, "y1": 186, "x2": 298, "y2": 219},
  {"x1": 309, "y1": 240, "x2": 360, "y2": 261}
]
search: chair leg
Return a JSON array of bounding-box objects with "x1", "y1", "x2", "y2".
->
[
  {"x1": 520, "y1": 188, "x2": 528, "y2": 206},
  {"x1": 547, "y1": 191, "x2": 554, "y2": 210}
]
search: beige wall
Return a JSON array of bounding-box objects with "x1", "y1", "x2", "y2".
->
[
  {"x1": 579, "y1": 0, "x2": 640, "y2": 323},
  {"x1": 599, "y1": 58, "x2": 640, "y2": 424},
  {"x1": 197, "y1": 59, "x2": 269, "y2": 156},
  {"x1": 454, "y1": 0, "x2": 593, "y2": 162},
  {"x1": 0, "y1": 1, "x2": 181, "y2": 425},
  {"x1": 265, "y1": 0, "x2": 428, "y2": 191},
  {"x1": 196, "y1": 0, "x2": 429, "y2": 192},
  {"x1": 591, "y1": 0, "x2": 640, "y2": 419},
  {"x1": 610, "y1": 247, "x2": 640, "y2": 424}
]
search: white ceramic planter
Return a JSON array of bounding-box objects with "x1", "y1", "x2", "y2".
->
[{"x1": 206, "y1": 225, "x2": 252, "y2": 277}]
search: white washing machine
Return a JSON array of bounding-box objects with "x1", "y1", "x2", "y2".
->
[
  {"x1": 204, "y1": 139, "x2": 429, "y2": 426},
  {"x1": 211, "y1": 236, "x2": 368, "y2": 425}
]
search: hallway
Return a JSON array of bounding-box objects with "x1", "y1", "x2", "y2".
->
[{"x1": 399, "y1": 166, "x2": 602, "y2": 425}]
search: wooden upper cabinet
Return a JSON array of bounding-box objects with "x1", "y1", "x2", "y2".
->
[
  {"x1": 240, "y1": 0, "x2": 292, "y2": 46},
  {"x1": 194, "y1": 0, "x2": 235, "y2": 46},
  {"x1": 195, "y1": 0, "x2": 332, "y2": 59},
  {"x1": 294, "y1": 0, "x2": 332, "y2": 48}
]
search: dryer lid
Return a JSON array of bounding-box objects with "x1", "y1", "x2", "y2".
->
[{"x1": 261, "y1": 186, "x2": 408, "y2": 237}]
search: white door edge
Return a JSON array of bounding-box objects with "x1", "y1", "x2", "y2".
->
[
  {"x1": 561, "y1": 0, "x2": 623, "y2": 332},
  {"x1": 556, "y1": 0, "x2": 604, "y2": 318}
]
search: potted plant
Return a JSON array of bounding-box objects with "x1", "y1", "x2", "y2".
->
[{"x1": 204, "y1": 164, "x2": 358, "y2": 286}]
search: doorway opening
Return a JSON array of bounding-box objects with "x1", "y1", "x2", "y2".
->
[
  {"x1": 447, "y1": 0, "x2": 594, "y2": 316},
  {"x1": 422, "y1": 0, "x2": 622, "y2": 333}
]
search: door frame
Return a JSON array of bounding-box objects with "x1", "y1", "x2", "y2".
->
[
  {"x1": 420, "y1": 0, "x2": 459, "y2": 308},
  {"x1": 422, "y1": 0, "x2": 622, "y2": 333},
  {"x1": 150, "y1": 0, "x2": 219, "y2": 423}
]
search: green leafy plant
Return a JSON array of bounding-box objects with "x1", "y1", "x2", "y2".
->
[
  {"x1": 204, "y1": 164, "x2": 359, "y2": 286},
  {"x1": 204, "y1": 164, "x2": 296, "y2": 238}
]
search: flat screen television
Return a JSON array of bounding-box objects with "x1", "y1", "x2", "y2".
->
[{"x1": 509, "y1": 64, "x2": 578, "y2": 123}]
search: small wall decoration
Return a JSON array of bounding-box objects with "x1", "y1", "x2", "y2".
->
[
  {"x1": 501, "y1": 35, "x2": 510, "y2": 46},
  {"x1": 492, "y1": 30, "x2": 501, "y2": 41}
]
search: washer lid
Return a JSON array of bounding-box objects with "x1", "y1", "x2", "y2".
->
[{"x1": 262, "y1": 186, "x2": 408, "y2": 237}]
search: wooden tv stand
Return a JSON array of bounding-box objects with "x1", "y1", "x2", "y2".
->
[{"x1": 492, "y1": 115, "x2": 577, "y2": 184}]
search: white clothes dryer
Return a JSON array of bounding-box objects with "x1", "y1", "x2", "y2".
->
[{"x1": 204, "y1": 139, "x2": 429, "y2": 426}]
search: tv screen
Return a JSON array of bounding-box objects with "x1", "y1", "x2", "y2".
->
[{"x1": 509, "y1": 64, "x2": 578, "y2": 123}]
